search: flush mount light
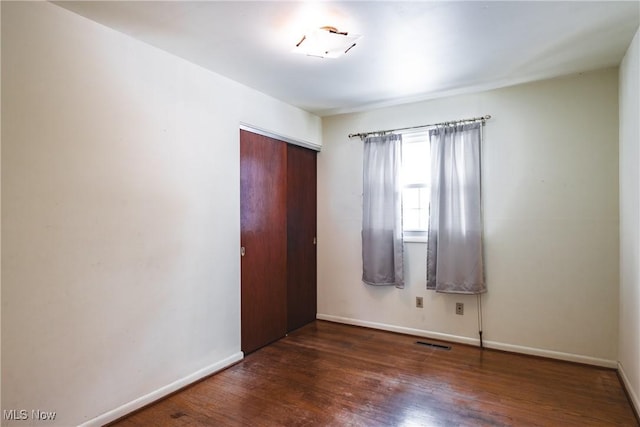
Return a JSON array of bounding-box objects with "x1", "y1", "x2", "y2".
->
[{"x1": 292, "y1": 26, "x2": 362, "y2": 59}]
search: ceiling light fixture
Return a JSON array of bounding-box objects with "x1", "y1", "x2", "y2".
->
[{"x1": 292, "y1": 26, "x2": 361, "y2": 59}]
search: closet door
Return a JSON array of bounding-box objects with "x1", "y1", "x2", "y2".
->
[
  {"x1": 240, "y1": 130, "x2": 287, "y2": 354},
  {"x1": 287, "y1": 144, "x2": 317, "y2": 332}
]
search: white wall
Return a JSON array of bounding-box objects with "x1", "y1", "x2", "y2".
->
[
  {"x1": 1, "y1": 2, "x2": 320, "y2": 426},
  {"x1": 619, "y1": 28, "x2": 640, "y2": 414},
  {"x1": 319, "y1": 68, "x2": 619, "y2": 366}
]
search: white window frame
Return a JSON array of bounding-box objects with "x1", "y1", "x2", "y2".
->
[{"x1": 401, "y1": 130, "x2": 430, "y2": 243}]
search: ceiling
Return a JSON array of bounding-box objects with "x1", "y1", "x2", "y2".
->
[{"x1": 54, "y1": 1, "x2": 639, "y2": 117}]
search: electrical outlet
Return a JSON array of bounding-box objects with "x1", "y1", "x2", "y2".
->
[
  {"x1": 456, "y1": 302, "x2": 464, "y2": 315},
  {"x1": 416, "y1": 297, "x2": 424, "y2": 308}
]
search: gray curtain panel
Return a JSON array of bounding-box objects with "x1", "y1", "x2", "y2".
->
[
  {"x1": 427, "y1": 123, "x2": 486, "y2": 294},
  {"x1": 362, "y1": 134, "x2": 404, "y2": 288}
]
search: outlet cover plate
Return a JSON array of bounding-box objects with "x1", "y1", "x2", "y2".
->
[{"x1": 456, "y1": 302, "x2": 464, "y2": 315}]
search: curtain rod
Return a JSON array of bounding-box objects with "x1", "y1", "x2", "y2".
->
[{"x1": 348, "y1": 115, "x2": 491, "y2": 140}]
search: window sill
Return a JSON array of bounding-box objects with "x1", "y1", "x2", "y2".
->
[{"x1": 403, "y1": 235, "x2": 427, "y2": 244}]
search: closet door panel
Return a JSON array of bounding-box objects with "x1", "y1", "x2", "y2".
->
[
  {"x1": 240, "y1": 130, "x2": 287, "y2": 354},
  {"x1": 287, "y1": 144, "x2": 317, "y2": 332}
]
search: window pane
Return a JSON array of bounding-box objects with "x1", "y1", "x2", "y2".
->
[
  {"x1": 402, "y1": 141, "x2": 430, "y2": 185},
  {"x1": 404, "y1": 209, "x2": 421, "y2": 231},
  {"x1": 402, "y1": 185, "x2": 429, "y2": 231},
  {"x1": 403, "y1": 187, "x2": 420, "y2": 209},
  {"x1": 419, "y1": 187, "x2": 429, "y2": 230}
]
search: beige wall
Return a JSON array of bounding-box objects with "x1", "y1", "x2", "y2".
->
[
  {"x1": 319, "y1": 68, "x2": 619, "y2": 366},
  {"x1": 619, "y1": 27, "x2": 640, "y2": 414},
  {"x1": 1, "y1": 2, "x2": 320, "y2": 426}
]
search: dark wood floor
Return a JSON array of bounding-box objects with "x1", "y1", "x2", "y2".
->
[{"x1": 111, "y1": 321, "x2": 638, "y2": 426}]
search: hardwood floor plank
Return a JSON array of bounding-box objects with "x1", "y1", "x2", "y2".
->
[{"x1": 109, "y1": 321, "x2": 638, "y2": 426}]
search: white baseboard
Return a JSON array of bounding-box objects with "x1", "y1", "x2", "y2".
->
[
  {"x1": 317, "y1": 313, "x2": 480, "y2": 346},
  {"x1": 79, "y1": 352, "x2": 244, "y2": 427},
  {"x1": 484, "y1": 340, "x2": 617, "y2": 368},
  {"x1": 618, "y1": 361, "x2": 640, "y2": 417},
  {"x1": 316, "y1": 313, "x2": 617, "y2": 369}
]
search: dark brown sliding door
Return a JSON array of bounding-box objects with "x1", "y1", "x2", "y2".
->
[
  {"x1": 287, "y1": 145, "x2": 317, "y2": 332},
  {"x1": 240, "y1": 130, "x2": 287, "y2": 354}
]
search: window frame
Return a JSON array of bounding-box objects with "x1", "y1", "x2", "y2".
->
[{"x1": 400, "y1": 130, "x2": 430, "y2": 243}]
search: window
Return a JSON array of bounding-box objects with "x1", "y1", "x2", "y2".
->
[{"x1": 401, "y1": 130, "x2": 430, "y2": 241}]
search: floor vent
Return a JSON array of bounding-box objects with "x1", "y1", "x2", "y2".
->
[{"x1": 416, "y1": 341, "x2": 451, "y2": 350}]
